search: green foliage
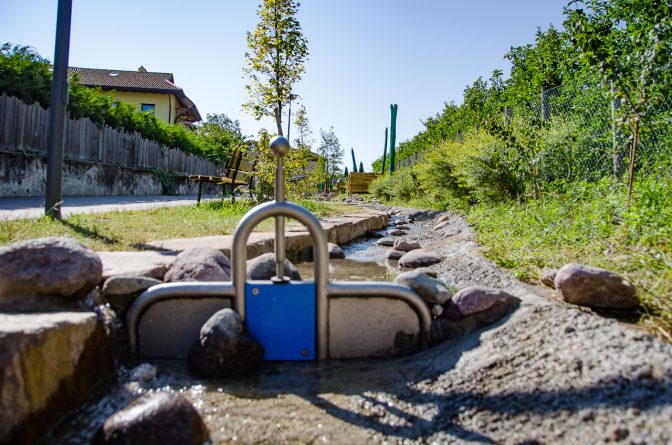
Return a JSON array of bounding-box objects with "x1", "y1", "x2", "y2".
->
[
  {"x1": 0, "y1": 43, "x2": 51, "y2": 106},
  {"x1": 196, "y1": 113, "x2": 246, "y2": 165},
  {"x1": 316, "y1": 127, "x2": 343, "y2": 192},
  {"x1": 244, "y1": 0, "x2": 309, "y2": 135}
]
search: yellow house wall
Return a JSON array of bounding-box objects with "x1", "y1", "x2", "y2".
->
[{"x1": 108, "y1": 91, "x2": 177, "y2": 124}]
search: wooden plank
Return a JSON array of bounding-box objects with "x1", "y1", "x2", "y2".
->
[{"x1": 347, "y1": 172, "x2": 380, "y2": 194}]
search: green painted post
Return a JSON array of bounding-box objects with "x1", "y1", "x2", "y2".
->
[
  {"x1": 350, "y1": 148, "x2": 357, "y2": 173},
  {"x1": 388, "y1": 104, "x2": 398, "y2": 174},
  {"x1": 381, "y1": 127, "x2": 388, "y2": 174}
]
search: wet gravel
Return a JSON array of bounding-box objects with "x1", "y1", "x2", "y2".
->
[{"x1": 43, "y1": 204, "x2": 672, "y2": 445}]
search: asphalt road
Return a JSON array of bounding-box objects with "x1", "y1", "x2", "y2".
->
[{"x1": 0, "y1": 194, "x2": 218, "y2": 220}]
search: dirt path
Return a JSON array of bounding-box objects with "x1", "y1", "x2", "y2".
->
[{"x1": 45, "y1": 205, "x2": 672, "y2": 445}]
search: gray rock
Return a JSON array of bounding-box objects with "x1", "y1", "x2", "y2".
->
[
  {"x1": 375, "y1": 237, "x2": 395, "y2": 247},
  {"x1": 164, "y1": 248, "x2": 231, "y2": 282},
  {"x1": 365, "y1": 230, "x2": 385, "y2": 239},
  {"x1": 398, "y1": 249, "x2": 442, "y2": 268},
  {"x1": 393, "y1": 239, "x2": 422, "y2": 252},
  {"x1": 540, "y1": 269, "x2": 557, "y2": 288},
  {"x1": 188, "y1": 308, "x2": 264, "y2": 378},
  {"x1": 445, "y1": 286, "x2": 519, "y2": 329},
  {"x1": 246, "y1": 253, "x2": 302, "y2": 281},
  {"x1": 1, "y1": 312, "x2": 114, "y2": 444},
  {"x1": 102, "y1": 276, "x2": 163, "y2": 316},
  {"x1": 395, "y1": 270, "x2": 452, "y2": 305},
  {"x1": 431, "y1": 304, "x2": 444, "y2": 317},
  {"x1": 0, "y1": 237, "x2": 102, "y2": 304},
  {"x1": 395, "y1": 224, "x2": 410, "y2": 230},
  {"x1": 388, "y1": 229, "x2": 407, "y2": 236},
  {"x1": 385, "y1": 249, "x2": 405, "y2": 260},
  {"x1": 433, "y1": 220, "x2": 450, "y2": 231},
  {"x1": 414, "y1": 267, "x2": 438, "y2": 278},
  {"x1": 328, "y1": 243, "x2": 346, "y2": 259},
  {"x1": 429, "y1": 318, "x2": 464, "y2": 345},
  {"x1": 93, "y1": 393, "x2": 209, "y2": 445},
  {"x1": 554, "y1": 263, "x2": 638, "y2": 310},
  {"x1": 436, "y1": 214, "x2": 451, "y2": 224},
  {"x1": 129, "y1": 363, "x2": 157, "y2": 383}
]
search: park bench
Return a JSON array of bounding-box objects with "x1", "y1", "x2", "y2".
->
[{"x1": 189, "y1": 148, "x2": 255, "y2": 204}]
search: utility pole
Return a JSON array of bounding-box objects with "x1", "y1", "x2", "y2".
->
[{"x1": 45, "y1": 0, "x2": 73, "y2": 219}]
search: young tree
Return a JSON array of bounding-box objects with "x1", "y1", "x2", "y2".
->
[
  {"x1": 243, "y1": 0, "x2": 309, "y2": 136},
  {"x1": 316, "y1": 127, "x2": 343, "y2": 192},
  {"x1": 359, "y1": 161, "x2": 364, "y2": 172},
  {"x1": 196, "y1": 113, "x2": 245, "y2": 165},
  {"x1": 293, "y1": 104, "x2": 313, "y2": 150},
  {"x1": 567, "y1": 0, "x2": 672, "y2": 205}
]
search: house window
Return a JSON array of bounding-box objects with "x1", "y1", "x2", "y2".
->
[{"x1": 141, "y1": 103, "x2": 156, "y2": 114}]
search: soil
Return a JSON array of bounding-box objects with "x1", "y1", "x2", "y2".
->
[{"x1": 43, "y1": 204, "x2": 672, "y2": 445}]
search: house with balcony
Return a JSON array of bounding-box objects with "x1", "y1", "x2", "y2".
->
[{"x1": 67, "y1": 66, "x2": 202, "y2": 128}]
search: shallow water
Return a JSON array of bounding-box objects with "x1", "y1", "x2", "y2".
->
[
  {"x1": 42, "y1": 235, "x2": 414, "y2": 444},
  {"x1": 295, "y1": 237, "x2": 399, "y2": 281}
]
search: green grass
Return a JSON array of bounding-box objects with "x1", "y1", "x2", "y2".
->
[
  {"x1": 467, "y1": 176, "x2": 672, "y2": 336},
  {"x1": 0, "y1": 199, "x2": 346, "y2": 252}
]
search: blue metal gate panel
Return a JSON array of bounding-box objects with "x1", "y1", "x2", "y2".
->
[{"x1": 245, "y1": 282, "x2": 316, "y2": 361}]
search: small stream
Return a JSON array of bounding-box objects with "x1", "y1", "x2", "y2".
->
[{"x1": 42, "y1": 234, "x2": 415, "y2": 444}]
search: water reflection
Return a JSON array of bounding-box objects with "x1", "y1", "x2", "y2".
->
[{"x1": 295, "y1": 237, "x2": 399, "y2": 281}]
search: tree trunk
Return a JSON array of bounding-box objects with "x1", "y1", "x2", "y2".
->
[
  {"x1": 626, "y1": 120, "x2": 639, "y2": 209},
  {"x1": 274, "y1": 107, "x2": 283, "y2": 136}
]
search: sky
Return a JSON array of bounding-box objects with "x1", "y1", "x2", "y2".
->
[{"x1": 2, "y1": 0, "x2": 569, "y2": 170}]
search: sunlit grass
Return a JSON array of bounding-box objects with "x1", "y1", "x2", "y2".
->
[{"x1": 0, "y1": 199, "x2": 346, "y2": 252}]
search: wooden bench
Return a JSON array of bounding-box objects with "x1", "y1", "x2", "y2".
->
[
  {"x1": 347, "y1": 172, "x2": 380, "y2": 196},
  {"x1": 189, "y1": 148, "x2": 255, "y2": 204}
]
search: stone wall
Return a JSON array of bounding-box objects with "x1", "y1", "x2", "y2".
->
[{"x1": 0, "y1": 152, "x2": 222, "y2": 197}]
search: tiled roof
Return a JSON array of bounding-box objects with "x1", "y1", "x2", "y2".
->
[{"x1": 68, "y1": 67, "x2": 182, "y2": 93}]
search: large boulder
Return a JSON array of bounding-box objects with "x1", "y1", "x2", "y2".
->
[
  {"x1": 164, "y1": 248, "x2": 230, "y2": 282},
  {"x1": 445, "y1": 286, "x2": 519, "y2": 330},
  {"x1": 246, "y1": 253, "x2": 302, "y2": 281},
  {"x1": 92, "y1": 393, "x2": 209, "y2": 445},
  {"x1": 395, "y1": 270, "x2": 452, "y2": 305},
  {"x1": 188, "y1": 309, "x2": 264, "y2": 378},
  {"x1": 328, "y1": 243, "x2": 346, "y2": 259},
  {"x1": 0, "y1": 237, "x2": 102, "y2": 307},
  {"x1": 554, "y1": 263, "x2": 638, "y2": 310},
  {"x1": 102, "y1": 275, "x2": 163, "y2": 316},
  {"x1": 393, "y1": 239, "x2": 422, "y2": 252},
  {"x1": 0, "y1": 312, "x2": 114, "y2": 444},
  {"x1": 398, "y1": 249, "x2": 442, "y2": 268}
]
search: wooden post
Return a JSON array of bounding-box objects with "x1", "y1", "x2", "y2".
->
[{"x1": 197, "y1": 179, "x2": 203, "y2": 205}]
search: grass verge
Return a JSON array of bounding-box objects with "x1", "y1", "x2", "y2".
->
[{"x1": 0, "y1": 199, "x2": 345, "y2": 252}]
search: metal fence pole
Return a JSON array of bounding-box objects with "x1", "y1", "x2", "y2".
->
[{"x1": 45, "y1": 0, "x2": 72, "y2": 219}]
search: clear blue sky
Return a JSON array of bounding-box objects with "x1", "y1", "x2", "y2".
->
[{"x1": 2, "y1": 0, "x2": 569, "y2": 170}]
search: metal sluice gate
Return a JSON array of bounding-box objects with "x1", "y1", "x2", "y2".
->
[{"x1": 126, "y1": 136, "x2": 432, "y2": 360}]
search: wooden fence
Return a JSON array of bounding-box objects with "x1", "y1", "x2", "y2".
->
[{"x1": 0, "y1": 93, "x2": 219, "y2": 176}]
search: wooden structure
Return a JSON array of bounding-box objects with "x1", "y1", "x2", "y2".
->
[
  {"x1": 189, "y1": 148, "x2": 255, "y2": 204},
  {"x1": 0, "y1": 93, "x2": 217, "y2": 175},
  {"x1": 346, "y1": 172, "x2": 380, "y2": 195}
]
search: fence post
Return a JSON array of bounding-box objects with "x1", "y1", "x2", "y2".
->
[
  {"x1": 388, "y1": 104, "x2": 398, "y2": 174},
  {"x1": 611, "y1": 82, "x2": 623, "y2": 176},
  {"x1": 541, "y1": 86, "x2": 550, "y2": 122}
]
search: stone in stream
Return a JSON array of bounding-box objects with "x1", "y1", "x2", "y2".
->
[
  {"x1": 398, "y1": 249, "x2": 442, "y2": 268},
  {"x1": 436, "y1": 214, "x2": 451, "y2": 224},
  {"x1": 102, "y1": 275, "x2": 163, "y2": 317},
  {"x1": 164, "y1": 248, "x2": 231, "y2": 282},
  {"x1": 385, "y1": 249, "x2": 405, "y2": 260},
  {"x1": 414, "y1": 267, "x2": 438, "y2": 278},
  {"x1": 246, "y1": 253, "x2": 302, "y2": 280},
  {"x1": 554, "y1": 263, "x2": 638, "y2": 310},
  {"x1": 188, "y1": 308, "x2": 264, "y2": 378},
  {"x1": 395, "y1": 224, "x2": 411, "y2": 230},
  {"x1": 0, "y1": 237, "x2": 102, "y2": 308},
  {"x1": 393, "y1": 239, "x2": 422, "y2": 252},
  {"x1": 129, "y1": 363, "x2": 158, "y2": 383},
  {"x1": 444, "y1": 286, "x2": 519, "y2": 330},
  {"x1": 328, "y1": 243, "x2": 346, "y2": 259},
  {"x1": 395, "y1": 270, "x2": 452, "y2": 305},
  {"x1": 92, "y1": 393, "x2": 209, "y2": 445},
  {"x1": 375, "y1": 237, "x2": 395, "y2": 247},
  {"x1": 1, "y1": 312, "x2": 114, "y2": 445},
  {"x1": 388, "y1": 229, "x2": 407, "y2": 236},
  {"x1": 540, "y1": 268, "x2": 557, "y2": 288},
  {"x1": 433, "y1": 220, "x2": 450, "y2": 231}
]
